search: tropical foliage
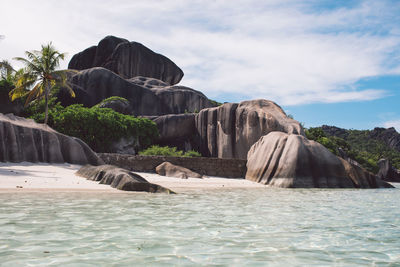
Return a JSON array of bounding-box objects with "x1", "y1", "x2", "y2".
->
[
  {"x1": 306, "y1": 127, "x2": 400, "y2": 173},
  {"x1": 30, "y1": 103, "x2": 159, "y2": 153},
  {"x1": 139, "y1": 145, "x2": 201, "y2": 157},
  {"x1": 95, "y1": 96, "x2": 130, "y2": 106},
  {"x1": 9, "y1": 43, "x2": 76, "y2": 124}
]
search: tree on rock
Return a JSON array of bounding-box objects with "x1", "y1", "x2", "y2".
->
[{"x1": 9, "y1": 43, "x2": 76, "y2": 124}]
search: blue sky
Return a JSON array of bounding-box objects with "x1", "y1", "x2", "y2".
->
[{"x1": 0, "y1": 0, "x2": 399, "y2": 131}]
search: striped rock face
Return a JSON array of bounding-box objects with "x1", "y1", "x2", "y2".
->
[
  {"x1": 246, "y1": 131, "x2": 393, "y2": 189},
  {"x1": 0, "y1": 113, "x2": 103, "y2": 165},
  {"x1": 195, "y1": 99, "x2": 305, "y2": 159}
]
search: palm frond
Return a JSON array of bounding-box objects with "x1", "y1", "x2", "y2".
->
[{"x1": 24, "y1": 83, "x2": 43, "y2": 106}]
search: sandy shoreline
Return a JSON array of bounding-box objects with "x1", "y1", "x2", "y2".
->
[{"x1": 0, "y1": 162, "x2": 265, "y2": 193}]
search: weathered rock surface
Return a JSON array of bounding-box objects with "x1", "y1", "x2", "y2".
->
[
  {"x1": 195, "y1": 99, "x2": 304, "y2": 159},
  {"x1": 57, "y1": 68, "x2": 213, "y2": 116},
  {"x1": 148, "y1": 113, "x2": 197, "y2": 151},
  {"x1": 76, "y1": 164, "x2": 173, "y2": 193},
  {"x1": 130, "y1": 76, "x2": 214, "y2": 114},
  {"x1": 110, "y1": 137, "x2": 137, "y2": 155},
  {"x1": 97, "y1": 97, "x2": 131, "y2": 115},
  {"x1": 0, "y1": 91, "x2": 23, "y2": 116},
  {"x1": 58, "y1": 67, "x2": 161, "y2": 115},
  {"x1": 377, "y1": 159, "x2": 400, "y2": 182},
  {"x1": 369, "y1": 127, "x2": 400, "y2": 153},
  {"x1": 156, "y1": 162, "x2": 203, "y2": 179},
  {"x1": 68, "y1": 35, "x2": 184, "y2": 85},
  {"x1": 0, "y1": 113, "x2": 103, "y2": 165},
  {"x1": 246, "y1": 132, "x2": 393, "y2": 188}
]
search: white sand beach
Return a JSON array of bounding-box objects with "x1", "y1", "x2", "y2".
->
[
  {"x1": 139, "y1": 172, "x2": 266, "y2": 192},
  {"x1": 0, "y1": 163, "x2": 119, "y2": 192},
  {"x1": 0, "y1": 163, "x2": 265, "y2": 192}
]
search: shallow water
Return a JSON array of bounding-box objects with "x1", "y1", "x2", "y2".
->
[{"x1": 0, "y1": 187, "x2": 399, "y2": 266}]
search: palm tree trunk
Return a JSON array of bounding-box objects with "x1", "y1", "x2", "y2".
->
[{"x1": 44, "y1": 81, "x2": 49, "y2": 125}]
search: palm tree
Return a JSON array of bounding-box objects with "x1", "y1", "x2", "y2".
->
[
  {"x1": 0, "y1": 60, "x2": 15, "y2": 80},
  {"x1": 9, "y1": 42, "x2": 76, "y2": 124}
]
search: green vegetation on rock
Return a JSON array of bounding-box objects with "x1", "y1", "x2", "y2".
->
[
  {"x1": 210, "y1": 99, "x2": 223, "y2": 107},
  {"x1": 0, "y1": 79, "x2": 14, "y2": 94},
  {"x1": 139, "y1": 145, "x2": 201, "y2": 157},
  {"x1": 30, "y1": 103, "x2": 158, "y2": 153},
  {"x1": 306, "y1": 127, "x2": 400, "y2": 173},
  {"x1": 95, "y1": 96, "x2": 130, "y2": 106}
]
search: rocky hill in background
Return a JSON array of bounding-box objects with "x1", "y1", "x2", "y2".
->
[
  {"x1": 311, "y1": 125, "x2": 400, "y2": 174},
  {"x1": 322, "y1": 125, "x2": 400, "y2": 153}
]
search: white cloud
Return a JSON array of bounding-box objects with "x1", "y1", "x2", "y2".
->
[
  {"x1": 383, "y1": 120, "x2": 400, "y2": 132},
  {"x1": 0, "y1": 0, "x2": 399, "y2": 105}
]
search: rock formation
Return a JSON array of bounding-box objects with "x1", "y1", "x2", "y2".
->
[
  {"x1": 58, "y1": 67, "x2": 161, "y2": 115},
  {"x1": 322, "y1": 125, "x2": 400, "y2": 153},
  {"x1": 76, "y1": 164, "x2": 173, "y2": 193},
  {"x1": 156, "y1": 162, "x2": 202, "y2": 179},
  {"x1": 127, "y1": 76, "x2": 214, "y2": 115},
  {"x1": 129, "y1": 76, "x2": 214, "y2": 114},
  {"x1": 195, "y1": 99, "x2": 304, "y2": 159},
  {"x1": 377, "y1": 159, "x2": 400, "y2": 182},
  {"x1": 97, "y1": 97, "x2": 131, "y2": 115},
  {"x1": 0, "y1": 90, "x2": 23, "y2": 116},
  {"x1": 57, "y1": 68, "x2": 213, "y2": 116},
  {"x1": 369, "y1": 127, "x2": 400, "y2": 153},
  {"x1": 245, "y1": 132, "x2": 393, "y2": 188},
  {"x1": 0, "y1": 113, "x2": 103, "y2": 165},
  {"x1": 68, "y1": 35, "x2": 184, "y2": 85},
  {"x1": 148, "y1": 113, "x2": 197, "y2": 151}
]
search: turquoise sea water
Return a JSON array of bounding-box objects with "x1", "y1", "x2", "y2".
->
[{"x1": 0, "y1": 187, "x2": 400, "y2": 266}]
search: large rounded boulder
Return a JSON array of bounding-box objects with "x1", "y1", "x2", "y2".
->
[
  {"x1": 245, "y1": 132, "x2": 393, "y2": 188},
  {"x1": 68, "y1": 35, "x2": 184, "y2": 85},
  {"x1": 58, "y1": 68, "x2": 213, "y2": 117},
  {"x1": 0, "y1": 113, "x2": 103, "y2": 165},
  {"x1": 129, "y1": 76, "x2": 214, "y2": 114},
  {"x1": 377, "y1": 159, "x2": 400, "y2": 182},
  {"x1": 57, "y1": 67, "x2": 163, "y2": 116},
  {"x1": 195, "y1": 99, "x2": 304, "y2": 159},
  {"x1": 76, "y1": 165, "x2": 174, "y2": 193}
]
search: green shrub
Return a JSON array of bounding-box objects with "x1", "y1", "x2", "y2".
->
[
  {"x1": 139, "y1": 145, "x2": 201, "y2": 157},
  {"x1": 0, "y1": 79, "x2": 14, "y2": 94},
  {"x1": 95, "y1": 96, "x2": 130, "y2": 106},
  {"x1": 210, "y1": 99, "x2": 222, "y2": 107},
  {"x1": 30, "y1": 104, "x2": 158, "y2": 152},
  {"x1": 183, "y1": 150, "x2": 202, "y2": 157},
  {"x1": 23, "y1": 96, "x2": 63, "y2": 117}
]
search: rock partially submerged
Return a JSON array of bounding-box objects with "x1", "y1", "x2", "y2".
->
[
  {"x1": 76, "y1": 165, "x2": 174, "y2": 193},
  {"x1": 156, "y1": 162, "x2": 203, "y2": 179},
  {"x1": 68, "y1": 35, "x2": 184, "y2": 85},
  {"x1": 196, "y1": 99, "x2": 304, "y2": 159},
  {"x1": 246, "y1": 132, "x2": 393, "y2": 188},
  {"x1": 0, "y1": 113, "x2": 103, "y2": 165}
]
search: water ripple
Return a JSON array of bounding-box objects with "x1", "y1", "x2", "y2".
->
[{"x1": 0, "y1": 188, "x2": 399, "y2": 266}]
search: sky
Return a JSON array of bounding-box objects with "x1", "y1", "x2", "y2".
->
[{"x1": 0, "y1": 0, "x2": 399, "y2": 131}]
